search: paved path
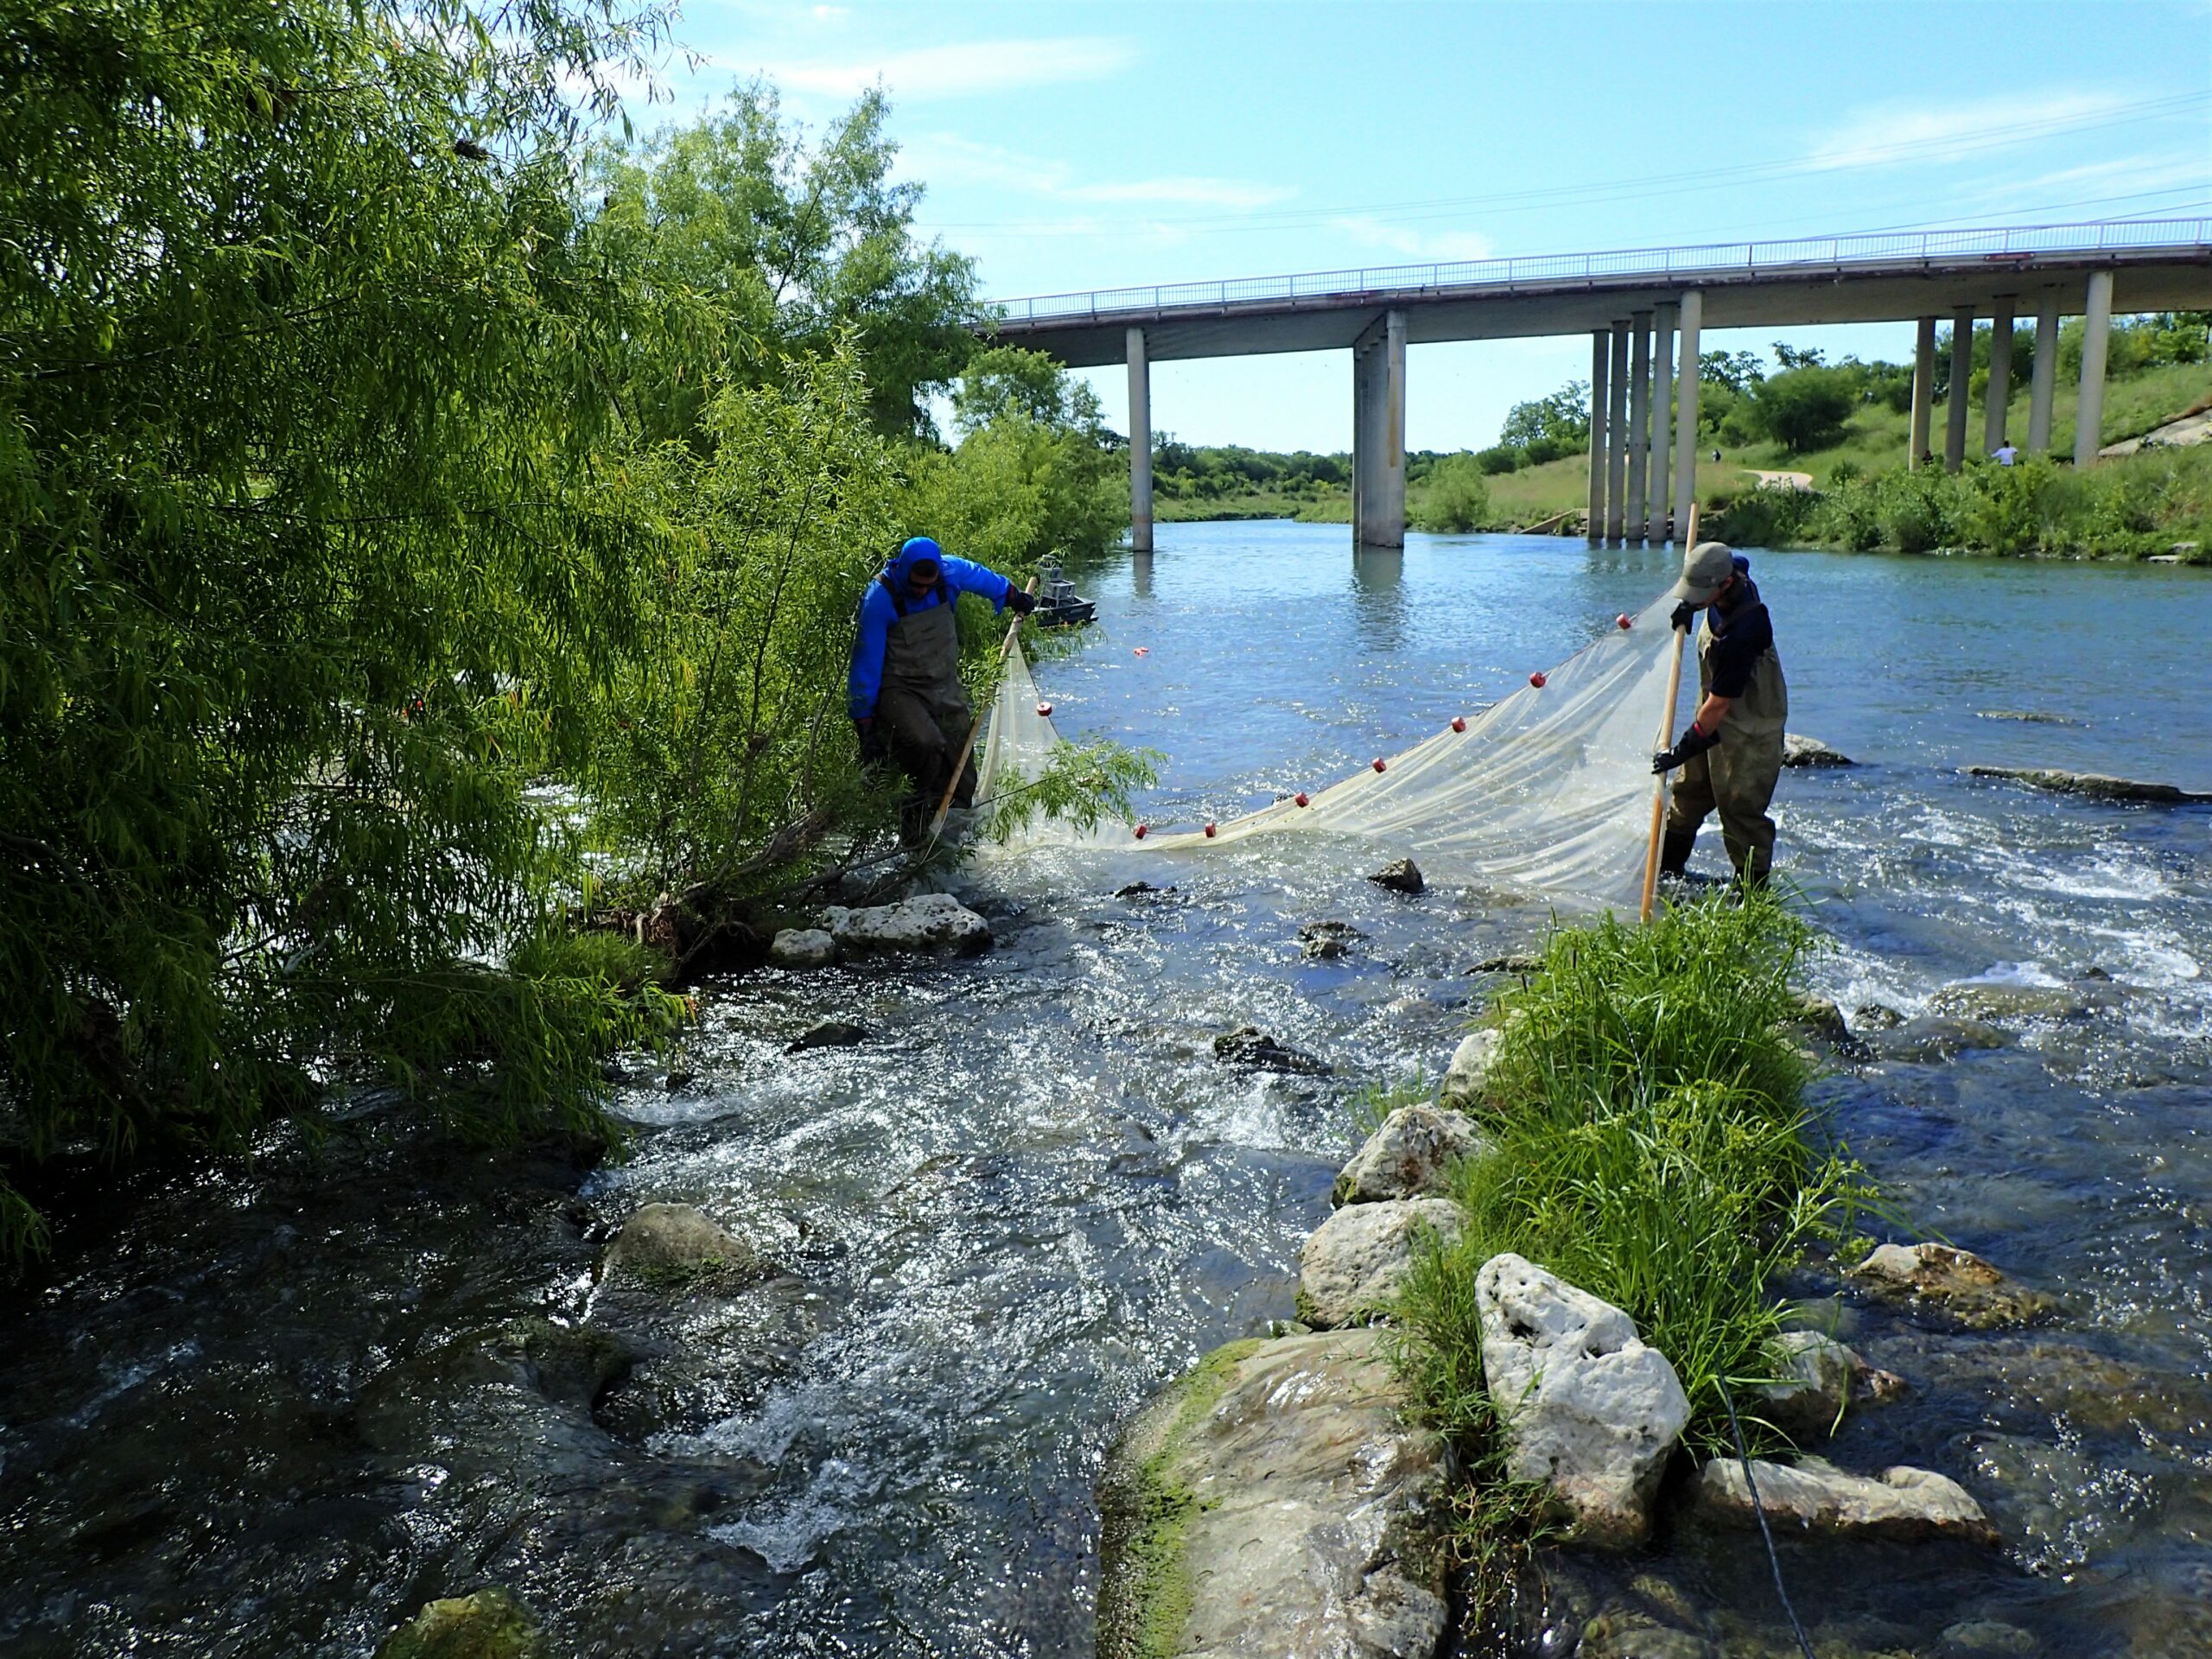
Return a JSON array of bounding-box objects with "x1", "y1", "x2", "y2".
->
[{"x1": 1746, "y1": 468, "x2": 1815, "y2": 491}]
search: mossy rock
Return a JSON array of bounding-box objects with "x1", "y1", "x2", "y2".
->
[{"x1": 378, "y1": 1587, "x2": 546, "y2": 1659}]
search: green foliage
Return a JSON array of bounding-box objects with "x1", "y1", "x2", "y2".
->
[
  {"x1": 1497, "y1": 381, "x2": 1591, "y2": 451},
  {"x1": 590, "y1": 84, "x2": 976, "y2": 439},
  {"x1": 1746, "y1": 366, "x2": 1859, "y2": 454},
  {"x1": 1474, "y1": 445, "x2": 1524, "y2": 474},
  {"x1": 1395, "y1": 894, "x2": 1878, "y2": 1465},
  {"x1": 984, "y1": 740, "x2": 1161, "y2": 842},
  {"x1": 1409, "y1": 454, "x2": 1491, "y2": 532},
  {"x1": 1700, "y1": 349, "x2": 1767, "y2": 397},
  {"x1": 0, "y1": 0, "x2": 695, "y2": 1244}
]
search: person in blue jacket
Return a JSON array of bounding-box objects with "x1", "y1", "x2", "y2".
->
[{"x1": 850, "y1": 537, "x2": 1034, "y2": 839}]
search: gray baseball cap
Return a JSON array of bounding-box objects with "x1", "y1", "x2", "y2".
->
[{"x1": 1670, "y1": 541, "x2": 1736, "y2": 602}]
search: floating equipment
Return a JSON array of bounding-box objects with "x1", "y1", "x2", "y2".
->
[
  {"x1": 1035, "y1": 702, "x2": 1053, "y2": 716},
  {"x1": 1133, "y1": 647, "x2": 1148, "y2": 657},
  {"x1": 1618, "y1": 614, "x2": 1633, "y2": 630},
  {"x1": 1204, "y1": 822, "x2": 1217, "y2": 838},
  {"x1": 1134, "y1": 823, "x2": 1148, "y2": 839},
  {"x1": 1294, "y1": 792, "x2": 1309, "y2": 807},
  {"x1": 1371, "y1": 758, "x2": 1387, "y2": 773},
  {"x1": 1529, "y1": 671, "x2": 1548, "y2": 688},
  {"x1": 1452, "y1": 716, "x2": 1467, "y2": 733}
]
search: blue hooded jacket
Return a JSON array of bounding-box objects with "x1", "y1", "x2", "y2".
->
[{"x1": 848, "y1": 537, "x2": 1014, "y2": 719}]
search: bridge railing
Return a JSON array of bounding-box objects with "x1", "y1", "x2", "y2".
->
[{"x1": 984, "y1": 218, "x2": 2212, "y2": 326}]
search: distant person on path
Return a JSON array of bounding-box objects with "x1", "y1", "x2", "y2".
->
[
  {"x1": 1993, "y1": 442, "x2": 2018, "y2": 466},
  {"x1": 850, "y1": 537, "x2": 1035, "y2": 842},
  {"x1": 1651, "y1": 540, "x2": 1789, "y2": 887}
]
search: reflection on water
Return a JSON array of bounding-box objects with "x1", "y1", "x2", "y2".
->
[{"x1": 2, "y1": 522, "x2": 2209, "y2": 1657}]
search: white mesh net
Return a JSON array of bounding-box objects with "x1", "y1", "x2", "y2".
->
[{"x1": 974, "y1": 588, "x2": 1685, "y2": 913}]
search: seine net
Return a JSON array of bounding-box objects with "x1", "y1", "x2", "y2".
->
[{"x1": 974, "y1": 589, "x2": 1685, "y2": 912}]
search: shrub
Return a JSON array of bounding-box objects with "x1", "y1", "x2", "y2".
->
[
  {"x1": 1411, "y1": 454, "x2": 1492, "y2": 532},
  {"x1": 1475, "y1": 445, "x2": 1524, "y2": 474},
  {"x1": 1746, "y1": 365, "x2": 1859, "y2": 453}
]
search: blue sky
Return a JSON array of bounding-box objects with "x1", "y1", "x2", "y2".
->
[{"x1": 630, "y1": 1, "x2": 2212, "y2": 450}]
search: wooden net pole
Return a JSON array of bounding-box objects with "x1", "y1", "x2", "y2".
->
[{"x1": 1639, "y1": 504, "x2": 1698, "y2": 922}]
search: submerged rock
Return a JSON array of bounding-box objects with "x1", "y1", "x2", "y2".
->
[
  {"x1": 1924, "y1": 979, "x2": 2120, "y2": 1025},
  {"x1": 1471, "y1": 953, "x2": 1543, "y2": 974},
  {"x1": 1096, "y1": 1329, "x2": 1450, "y2": 1659},
  {"x1": 1476, "y1": 1253, "x2": 1690, "y2": 1548},
  {"x1": 1875, "y1": 1014, "x2": 2011, "y2": 1061},
  {"x1": 379, "y1": 1587, "x2": 546, "y2": 1659},
  {"x1": 1115, "y1": 880, "x2": 1172, "y2": 897},
  {"x1": 766, "y1": 926, "x2": 837, "y2": 969},
  {"x1": 785, "y1": 1019, "x2": 868, "y2": 1053},
  {"x1": 1333, "y1": 1105, "x2": 1485, "y2": 1205},
  {"x1": 1782, "y1": 733, "x2": 1854, "y2": 767},
  {"x1": 1438, "y1": 1027, "x2": 1503, "y2": 1109},
  {"x1": 1756, "y1": 1330, "x2": 1885, "y2": 1440},
  {"x1": 1213, "y1": 1024, "x2": 1329, "y2": 1075},
  {"x1": 1849, "y1": 1241, "x2": 2057, "y2": 1330},
  {"x1": 507, "y1": 1319, "x2": 636, "y2": 1411},
  {"x1": 601, "y1": 1203, "x2": 755, "y2": 1284},
  {"x1": 1369, "y1": 857, "x2": 1426, "y2": 894},
  {"x1": 1852, "y1": 1001, "x2": 1905, "y2": 1030},
  {"x1": 1788, "y1": 993, "x2": 1851, "y2": 1046},
  {"x1": 1298, "y1": 1198, "x2": 1465, "y2": 1328},
  {"x1": 823, "y1": 893, "x2": 991, "y2": 957},
  {"x1": 1965, "y1": 765, "x2": 2212, "y2": 804},
  {"x1": 1693, "y1": 1455, "x2": 1997, "y2": 1543},
  {"x1": 1300, "y1": 919, "x2": 1365, "y2": 961}
]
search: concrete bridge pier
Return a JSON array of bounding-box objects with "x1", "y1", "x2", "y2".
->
[
  {"x1": 1672, "y1": 290, "x2": 1702, "y2": 534},
  {"x1": 1626, "y1": 312, "x2": 1653, "y2": 543},
  {"x1": 1352, "y1": 308, "x2": 1407, "y2": 547},
  {"x1": 1650, "y1": 304, "x2": 1676, "y2": 542},
  {"x1": 1984, "y1": 297, "x2": 2015, "y2": 454},
  {"x1": 1586, "y1": 330, "x2": 1610, "y2": 543},
  {"x1": 1127, "y1": 326, "x2": 1153, "y2": 553},
  {"x1": 2028, "y1": 289, "x2": 2061, "y2": 452},
  {"x1": 1944, "y1": 304, "x2": 1975, "y2": 472},
  {"x1": 1605, "y1": 322, "x2": 1631, "y2": 541},
  {"x1": 1909, "y1": 315, "x2": 1936, "y2": 469},
  {"x1": 2074, "y1": 269, "x2": 2114, "y2": 467}
]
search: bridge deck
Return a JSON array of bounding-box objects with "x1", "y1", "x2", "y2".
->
[{"x1": 982, "y1": 219, "x2": 2212, "y2": 365}]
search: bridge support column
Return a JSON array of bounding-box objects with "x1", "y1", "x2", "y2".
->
[
  {"x1": 1126, "y1": 327, "x2": 1153, "y2": 553},
  {"x1": 1605, "y1": 322, "x2": 1630, "y2": 542},
  {"x1": 1944, "y1": 304, "x2": 1975, "y2": 473},
  {"x1": 1984, "y1": 297, "x2": 2015, "y2": 454},
  {"x1": 1586, "y1": 330, "x2": 1609, "y2": 543},
  {"x1": 1909, "y1": 315, "x2": 1936, "y2": 470},
  {"x1": 2027, "y1": 289, "x2": 2061, "y2": 453},
  {"x1": 1672, "y1": 290, "x2": 1702, "y2": 535},
  {"x1": 1650, "y1": 304, "x2": 1675, "y2": 542},
  {"x1": 2074, "y1": 270, "x2": 2113, "y2": 467},
  {"x1": 1352, "y1": 308, "x2": 1407, "y2": 547},
  {"x1": 1626, "y1": 312, "x2": 1653, "y2": 543}
]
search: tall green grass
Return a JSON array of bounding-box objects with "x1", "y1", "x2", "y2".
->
[{"x1": 1394, "y1": 893, "x2": 1876, "y2": 1461}]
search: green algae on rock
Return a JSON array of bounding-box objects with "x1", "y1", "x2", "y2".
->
[{"x1": 379, "y1": 1587, "x2": 547, "y2": 1659}]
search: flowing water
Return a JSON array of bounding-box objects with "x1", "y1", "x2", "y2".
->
[{"x1": 3, "y1": 524, "x2": 2209, "y2": 1656}]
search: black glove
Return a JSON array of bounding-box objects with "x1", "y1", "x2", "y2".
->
[
  {"x1": 855, "y1": 717, "x2": 888, "y2": 765},
  {"x1": 1669, "y1": 599, "x2": 1701, "y2": 633},
  {"x1": 1651, "y1": 722, "x2": 1721, "y2": 774},
  {"x1": 1007, "y1": 587, "x2": 1038, "y2": 616}
]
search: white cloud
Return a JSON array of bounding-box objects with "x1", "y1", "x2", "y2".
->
[
  {"x1": 899, "y1": 133, "x2": 1294, "y2": 216},
  {"x1": 744, "y1": 36, "x2": 1139, "y2": 101},
  {"x1": 1329, "y1": 216, "x2": 1495, "y2": 263},
  {"x1": 1805, "y1": 92, "x2": 2136, "y2": 171}
]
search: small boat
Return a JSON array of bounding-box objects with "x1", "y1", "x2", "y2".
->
[{"x1": 1033, "y1": 561, "x2": 1096, "y2": 627}]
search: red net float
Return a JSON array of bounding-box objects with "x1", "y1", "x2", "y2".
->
[
  {"x1": 1134, "y1": 823, "x2": 1148, "y2": 839},
  {"x1": 1618, "y1": 613, "x2": 1633, "y2": 630},
  {"x1": 1034, "y1": 701, "x2": 1053, "y2": 716},
  {"x1": 1294, "y1": 791, "x2": 1310, "y2": 807},
  {"x1": 1529, "y1": 671, "x2": 1548, "y2": 688},
  {"x1": 1451, "y1": 716, "x2": 1467, "y2": 733},
  {"x1": 1371, "y1": 758, "x2": 1387, "y2": 773},
  {"x1": 1132, "y1": 647, "x2": 1148, "y2": 657},
  {"x1": 1203, "y1": 822, "x2": 1217, "y2": 838}
]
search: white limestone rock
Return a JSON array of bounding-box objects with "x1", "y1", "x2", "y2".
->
[
  {"x1": 1757, "y1": 1330, "x2": 1859, "y2": 1440},
  {"x1": 1476, "y1": 1253, "x2": 1691, "y2": 1548},
  {"x1": 1096, "y1": 1329, "x2": 1450, "y2": 1659},
  {"x1": 767, "y1": 927, "x2": 837, "y2": 969},
  {"x1": 1694, "y1": 1455, "x2": 1997, "y2": 1543},
  {"x1": 1781, "y1": 733, "x2": 1854, "y2": 767},
  {"x1": 1849, "y1": 1241, "x2": 2057, "y2": 1330},
  {"x1": 1297, "y1": 1198, "x2": 1465, "y2": 1329},
  {"x1": 823, "y1": 893, "x2": 990, "y2": 957},
  {"x1": 1333, "y1": 1105, "x2": 1486, "y2": 1206},
  {"x1": 1438, "y1": 1027, "x2": 1503, "y2": 1109}
]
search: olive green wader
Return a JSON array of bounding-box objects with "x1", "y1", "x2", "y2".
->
[
  {"x1": 874, "y1": 593, "x2": 977, "y2": 836},
  {"x1": 1663, "y1": 621, "x2": 1788, "y2": 882}
]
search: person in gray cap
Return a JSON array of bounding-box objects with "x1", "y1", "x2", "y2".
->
[{"x1": 1651, "y1": 539, "x2": 1788, "y2": 886}]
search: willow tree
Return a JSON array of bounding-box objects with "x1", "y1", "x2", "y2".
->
[{"x1": 0, "y1": 0, "x2": 689, "y2": 1250}]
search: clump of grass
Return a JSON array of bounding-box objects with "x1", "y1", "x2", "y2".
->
[{"x1": 1391, "y1": 892, "x2": 1878, "y2": 1593}]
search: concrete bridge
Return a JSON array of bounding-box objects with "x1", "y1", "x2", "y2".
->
[{"x1": 982, "y1": 218, "x2": 2212, "y2": 550}]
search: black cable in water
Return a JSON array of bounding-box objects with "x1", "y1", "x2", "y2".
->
[{"x1": 1715, "y1": 1376, "x2": 1819, "y2": 1659}]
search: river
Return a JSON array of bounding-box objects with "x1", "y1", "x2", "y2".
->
[{"x1": 2, "y1": 523, "x2": 2208, "y2": 1656}]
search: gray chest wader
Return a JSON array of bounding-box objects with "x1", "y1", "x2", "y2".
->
[
  {"x1": 1662, "y1": 626, "x2": 1789, "y2": 884},
  {"x1": 875, "y1": 596, "x2": 977, "y2": 814}
]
